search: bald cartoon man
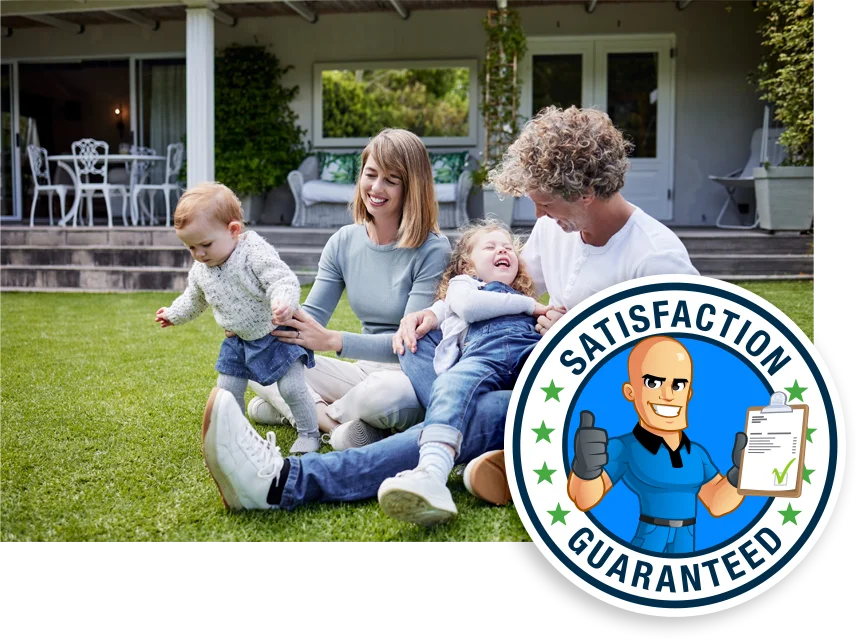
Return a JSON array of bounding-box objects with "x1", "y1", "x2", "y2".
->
[{"x1": 567, "y1": 336, "x2": 747, "y2": 554}]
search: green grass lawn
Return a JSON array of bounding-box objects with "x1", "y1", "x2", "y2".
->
[{"x1": 0, "y1": 281, "x2": 812, "y2": 541}]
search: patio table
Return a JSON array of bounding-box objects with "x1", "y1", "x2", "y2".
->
[{"x1": 47, "y1": 153, "x2": 167, "y2": 226}]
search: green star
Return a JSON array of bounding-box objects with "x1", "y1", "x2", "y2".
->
[
  {"x1": 541, "y1": 380, "x2": 564, "y2": 402},
  {"x1": 548, "y1": 503, "x2": 570, "y2": 526},
  {"x1": 803, "y1": 466, "x2": 814, "y2": 484},
  {"x1": 532, "y1": 421, "x2": 555, "y2": 443},
  {"x1": 778, "y1": 503, "x2": 802, "y2": 526},
  {"x1": 785, "y1": 380, "x2": 807, "y2": 402},
  {"x1": 806, "y1": 427, "x2": 817, "y2": 443},
  {"x1": 534, "y1": 462, "x2": 556, "y2": 484}
]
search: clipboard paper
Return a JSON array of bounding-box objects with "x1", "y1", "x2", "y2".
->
[{"x1": 737, "y1": 404, "x2": 808, "y2": 498}]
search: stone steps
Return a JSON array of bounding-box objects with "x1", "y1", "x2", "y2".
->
[{"x1": 0, "y1": 225, "x2": 813, "y2": 292}]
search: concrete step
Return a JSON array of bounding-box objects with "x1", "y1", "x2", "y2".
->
[
  {"x1": 689, "y1": 254, "x2": 813, "y2": 276},
  {"x1": 0, "y1": 265, "x2": 316, "y2": 292},
  {"x1": 1, "y1": 225, "x2": 814, "y2": 256},
  {"x1": 0, "y1": 245, "x2": 322, "y2": 271}
]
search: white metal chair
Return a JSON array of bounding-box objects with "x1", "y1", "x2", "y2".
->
[
  {"x1": 27, "y1": 145, "x2": 70, "y2": 227},
  {"x1": 710, "y1": 128, "x2": 787, "y2": 230},
  {"x1": 71, "y1": 138, "x2": 129, "y2": 227},
  {"x1": 131, "y1": 142, "x2": 184, "y2": 227},
  {"x1": 123, "y1": 145, "x2": 156, "y2": 225}
]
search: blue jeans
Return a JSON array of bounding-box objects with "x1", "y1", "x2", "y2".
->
[
  {"x1": 415, "y1": 314, "x2": 539, "y2": 456},
  {"x1": 278, "y1": 331, "x2": 511, "y2": 510}
]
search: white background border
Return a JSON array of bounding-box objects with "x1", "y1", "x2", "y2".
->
[{"x1": 3, "y1": 3, "x2": 860, "y2": 642}]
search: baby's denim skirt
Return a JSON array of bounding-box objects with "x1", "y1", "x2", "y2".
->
[{"x1": 215, "y1": 326, "x2": 315, "y2": 386}]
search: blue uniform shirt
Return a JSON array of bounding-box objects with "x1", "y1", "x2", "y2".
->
[{"x1": 605, "y1": 425, "x2": 719, "y2": 520}]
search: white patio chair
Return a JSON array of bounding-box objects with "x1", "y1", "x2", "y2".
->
[
  {"x1": 27, "y1": 145, "x2": 69, "y2": 227},
  {"x1": 710, "y1": 128, "x2": 786, "y2": 230},
  {"x1": 123, "y1": 145, "x2": 156, "y2": 225},
  {"x1": 131, "y1": 142, "x2": 184, "y2": 227},
  {"x1": 71, "y1": 138, "x2": 129, "y2": 227}
]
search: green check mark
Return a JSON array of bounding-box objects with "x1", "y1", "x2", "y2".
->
[{"x1": 773, "y1": 458, "x2": 797, "y2": 484}]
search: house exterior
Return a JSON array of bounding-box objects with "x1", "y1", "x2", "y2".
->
[{"x1": 1, "y1": 0, "x2": 767, "y2": 227}]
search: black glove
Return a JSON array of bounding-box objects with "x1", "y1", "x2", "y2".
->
[
  {"x1": 725, "y1": 432, "x2": 747, "y2": 488},
  {"x1": 572, "y1": 410, "x2": 608, "y2": 481}
]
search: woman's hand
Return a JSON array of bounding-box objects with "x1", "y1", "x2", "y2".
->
[
  {"x1": 536, "y1": 306, "x2": 567, "y2": 336},
  {"x1": 272, "y1": 308, "x2": 342, "y2": 352},
  {"x1": 393, "y1": 309, "x2": 438, "y2": 355}
]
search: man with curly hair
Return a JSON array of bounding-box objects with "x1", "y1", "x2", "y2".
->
[{"x1": 395, "y1": 105, "x2": 698, "y2": 506}]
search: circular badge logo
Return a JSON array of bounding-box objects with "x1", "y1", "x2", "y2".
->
[{"x1": 506, "y1": 276, "x2": 844, "y2": 616}]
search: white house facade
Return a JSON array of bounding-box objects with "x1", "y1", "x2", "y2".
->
[{"x1": 1, "y1": 0, "x2": 767, "y2": 227}]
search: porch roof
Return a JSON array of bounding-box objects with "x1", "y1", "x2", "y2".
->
[{"x1": 1, "y1": 0, "x2": 684, "y2": 31}]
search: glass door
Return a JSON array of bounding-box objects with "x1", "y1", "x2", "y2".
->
[
  {"x1": 1, "y1": 63, "x2": 22, "y2": 221},
  {"x1": 518, "y1": 36, "x2": 675, "y2": 223},
  {"x1": 595, "y1": 38, "x2": 674, "y2": 221}
]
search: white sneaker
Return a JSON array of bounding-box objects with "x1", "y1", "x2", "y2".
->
[
  {"x1": 247, "y1": 395, "x2": 292, "y2": 426},
  {"x1": 378, "y1": 469, "x2": 458, "y2": 526},
  {"x1": 247, "y1": 379, "x2": 297, "y2": 425},
  {"x1": 202, "y1": 387, "x2": 285, "y2": 510},
  {"x1": 328, "y1": 419, "x2": 390, "y2": 451}
]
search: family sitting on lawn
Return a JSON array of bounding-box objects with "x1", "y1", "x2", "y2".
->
[{"x1": 163, "y1": 105, "x2": 699, "y2": 525}]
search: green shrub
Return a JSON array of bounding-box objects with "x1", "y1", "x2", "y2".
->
[
  {"x1": 753, "y1": 0, "x2": 814, "y2": 166},
  {"x1": 214, "y1": 44, "x2": 308, "y2": 195}
]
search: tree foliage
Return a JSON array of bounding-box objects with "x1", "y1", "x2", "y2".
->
[
  {"x1": 322, "y1": 68, "x2": 469, "y2": 139},
  {"x1": 214, "y1": 44, "x2": 308, "y2": 196},
  {"x1": 754, "y1": 0, "x2": 814, "y2": 166}
]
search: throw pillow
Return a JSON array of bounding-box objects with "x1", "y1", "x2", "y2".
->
[
  {"x1": 317, "y1": 152, "x2": 357, "y2": 185},
  {"x1": 429, "y1": 152, "x2": 469, "y2": 184}
]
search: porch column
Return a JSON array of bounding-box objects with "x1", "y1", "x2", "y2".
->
[{"x1": 185, "y1": 6, "x2": 215, "y2": 186}]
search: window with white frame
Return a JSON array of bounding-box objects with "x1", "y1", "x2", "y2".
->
[{"x1": 313, "y1": 59, "x2": 478, "y2": 148}]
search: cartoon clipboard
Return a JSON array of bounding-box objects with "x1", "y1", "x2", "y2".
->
[{"x1": 736, "y1": 392, "x2": 809, "y2": 498}]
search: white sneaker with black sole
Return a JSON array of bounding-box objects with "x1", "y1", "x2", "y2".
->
[
  {"x1": 202, "y1": 388, "x2": 285, "y2": 510},
  {"x1": 378, "y1": 469, "x2": 458, "y2": 526}
]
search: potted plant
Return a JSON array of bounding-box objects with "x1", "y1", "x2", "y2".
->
[
  {"x1": 215, "y1": 44, "x2": 307, "y2": 224},
  {"x1": 751, "y1": 0, "x2": 813, "y2": 231},
  {"x1": 474, "y1": 5, "x2": 527, "y2": 225}
]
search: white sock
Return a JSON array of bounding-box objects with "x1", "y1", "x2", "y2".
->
[{"x1": 418, "y1": 442, "x2": 455, "y2": 485}]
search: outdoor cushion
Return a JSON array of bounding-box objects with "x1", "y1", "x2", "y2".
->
[
  {"x1": 316, "y1": 152, "x2": 358, "y2": 185},
  {"x1": 429, "y1": 152, "x2": 469, "y2": 184},
  {"x1": 301, "y1": 179, "x2": 356, "y2": 206},
  {"x1": 433, "y1": 182, "x2": 457, "y2": 203}
]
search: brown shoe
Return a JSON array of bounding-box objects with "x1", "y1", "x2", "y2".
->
[{"x1": 463, "y1": 450, "x2": 511, "y2": 505}]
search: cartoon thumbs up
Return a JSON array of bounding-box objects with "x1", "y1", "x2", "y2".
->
[{"x1": 572, "y1": 409, "x2": 608, "y2": 481}]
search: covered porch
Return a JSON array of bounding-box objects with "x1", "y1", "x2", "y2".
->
[{"x1": 2, "y1": 0, "x2": 768, "y2": 229}]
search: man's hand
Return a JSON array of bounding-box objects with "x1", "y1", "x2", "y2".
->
[
  {"x1": 572, "y1": 410, "x2": 608, "y2": 481},
  {"x1": 393, "y1": 309, "x2": 438, "y2": 355},
  {"x1": 155, "y1": 307, "x2": 173, "y2": 328},
  {"x1": 536, "y1": 306, "x2": 567, "y2": 336},
  {"x1": 271, "y1": 300, "x2": 295, "y2": 326},
  {"x1": 725, "y1": 432, "x2": 747, "y2": 488}
]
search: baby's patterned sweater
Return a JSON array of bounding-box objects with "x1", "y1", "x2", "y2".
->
[{"x1": 163, "y1": 231, "x2": 301, "y2": 341}]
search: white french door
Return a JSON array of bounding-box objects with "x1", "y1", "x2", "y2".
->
[{"x1": 520, "y1": 35, "x2": 676, "y2": 221}]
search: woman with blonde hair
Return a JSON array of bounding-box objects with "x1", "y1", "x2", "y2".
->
[{"x1": 244, "y1": 128, "x2": 451, "y2": 451}]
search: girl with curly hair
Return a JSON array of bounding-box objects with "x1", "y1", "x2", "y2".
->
[{"x1": 377, "y1": 218, "x2": 555, "y2": 525}]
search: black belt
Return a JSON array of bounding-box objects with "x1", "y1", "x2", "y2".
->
[{"x1": 639, "y1": 515, "x2": 695, "y2": 528}]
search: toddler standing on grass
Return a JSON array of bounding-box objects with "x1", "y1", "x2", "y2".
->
[
  {"x1": 378, "y1": 218, "x2": 551, "y2": 524},
  {"x1": 155, "y1": 182, "x2": 320, "y2": 453}
]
